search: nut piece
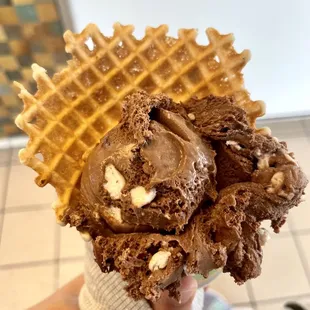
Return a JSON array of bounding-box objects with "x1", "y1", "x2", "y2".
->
[
  {"x1": 284, "y1": 153, "x2": 298, "y2": 166},
  {"x1": 104, "y1": 164, "x2": 126, "y2": 199},
  {"x1": 149, "y1": 251, "x2": 171, "y2": 271},
  {"x1": 130, "y1": 186, "x2": 156, "y2": 208},
  {"x1": 271, "y1": 171, "x2": 284, "y2": 188},
  {"x1": 267, "y1": 171, "x2": 284, "y2": 194}
]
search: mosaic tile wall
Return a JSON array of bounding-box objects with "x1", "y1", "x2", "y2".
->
[{"x1": 0, "y1": 0, "x2": 68, "y2": 137}]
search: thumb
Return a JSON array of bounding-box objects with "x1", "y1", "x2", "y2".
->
[{"x1": 152, "y1": 276, "x2": 197, "y2": 310}]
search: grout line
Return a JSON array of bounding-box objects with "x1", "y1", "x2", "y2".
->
[
  {"x1": 231, "y1": 301, "x2": 257, "y2": 308},
  {"x1": 53, "y1": 224, "x2": 61, "y2": 290},
  {"x1": 0, "y1": 256, "x2": 84, "y2": 270},
  {"x1": 0, "y1": 149, "x2": 13, "y2": 248},
  {"x1": 291, "y1": 233, "x2": 310, "y2": 287},
  {"x1": 292, "y1": 229, "x2": 310, "y2": 236},
  {"x1": 0, "y1": 259, "x2": 56, "y2": 270},
  {"x1": 257, "y1": 115, "x2": 310, "y2": 124},
  {"x1": 59, "y1": 256, "x2": 85, "y2": 263},
  {"x1": 0, "y1": 203, "x2": 51, "y2": 214},
  {"x1": 245, "y1": 281, "x2": 257, "y2": 309}
]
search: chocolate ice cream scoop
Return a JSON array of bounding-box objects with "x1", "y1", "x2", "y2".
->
[
  {"x1": 64, "y1": 92, "x2": 308, "y2": 302},
  {"x1": 80, "y1": 91, "x2": 217, "y2": 233}
]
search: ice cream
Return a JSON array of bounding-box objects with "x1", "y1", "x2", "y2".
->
[
  {"x1": 64, "y1": 91, "x2": 308, "y2": 301},
  {"x1": 78, "y1": 91, "x2": 217, "y2": 234}
]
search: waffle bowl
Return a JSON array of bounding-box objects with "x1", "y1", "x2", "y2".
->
[{"x1": 14, "y1": 23, "x2": 265, "y2": 225}]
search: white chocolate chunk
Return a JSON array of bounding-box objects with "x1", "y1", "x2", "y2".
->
[
  {"x1": 257, "y1": 155, "x2": 270, "y2": 170},
  {"x1": 187, "y1": 113, "x2": 196, "y2": 120},
  {"x1": 149, "y1": 251, "x2": 171, "y2": 271},
  {"x1": 226, "y1": 140, "x2": 241, "y2": 150},
  {"x1": 130, "y1": 186, "x2": 156, "y2": 208},
  {"x1": 107, "y1": 206, "x2": 123, "y2": 223},
  {"x1": 104, "y1": 164, "x2": 126, "y2": 199}
]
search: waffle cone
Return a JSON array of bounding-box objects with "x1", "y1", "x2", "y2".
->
[{"x1": 14, "y1": 23, "x2": 265, "y2": 223}]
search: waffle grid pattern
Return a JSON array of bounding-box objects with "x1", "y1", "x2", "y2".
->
[{"x1": 14, "y1": 23, "x2": 265, "y2": 222}]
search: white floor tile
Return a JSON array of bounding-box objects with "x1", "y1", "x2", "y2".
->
[
  {"x1": 6, "y1": 165, "x2": 57, "y2": 208},
  {"x1": 59, "y1": 259, "x2": 84, "y2": 287},
  {"x1": 250, "y1": 235, "x2": 309, "y2": 301},
  {"x1": 0, "y1": 213, "x2": 3, "y2": 238},
  {"x1": 208, "y1": 272, "x2": 250, "y2": 304},
  {"x1": 0, "y1": 209, "x2": 57, "y2": 265},
  {"x1": 11, "y1": 148, "x2": 21, "y2": 165},
  {"x1": 60, "y1": 225, "x2": 85, "y2": 258},
  {"x1": 0, "y1": 166, "x2": 9, "y2": 209},
  {"x1": 0, "y1": 264, "x2": 55, "y2": 310},
  {"x1": 256, "y1": 301, "x2": 289, "y2": 310},
  {"x1": 296, "y1": 234, "x2": 310, "y2": 278},
  {"x1": 0, "y1": 149, "x2": 10, "y2": 166},
  {"x1": 256, "y1": 296, "x2": 310, "y2": 310}
]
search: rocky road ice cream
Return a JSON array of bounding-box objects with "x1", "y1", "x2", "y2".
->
[{"x1": 64, "y1": 91, "x2": 308, "y2": 301}]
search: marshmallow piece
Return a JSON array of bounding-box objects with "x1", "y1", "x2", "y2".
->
[
  {"x1": 80, "y1": 231, "x2": 92, "y2": 242},
  {"x1": 226, "y1": 140, "x2": 242, "y2": 151},
  {"x1": 258, "y1": 228, "x2": 270, "y2": 246},
  {"x1": 130, "y1": 186, "x2": 156, "y2": 208},
  {"x1": 107, "y1": 206, "x2": 123, "y2": 223},
  {"x1": 149, "y1": 251, "x2": 171, "y2": 271},
  {"x1": 187, "y1": 113, "x2": 196, "y2": 120},
  {"x1": 104, "y1": 164, "x2": 126, "y2": 199}
]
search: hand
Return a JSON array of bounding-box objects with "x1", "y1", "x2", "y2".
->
[
  {"x1": 29, "y1": 274, "x2": 197, "y2": 310},
  {"x1": 152, "y1": 276, "x2": 198, "y2": 310},
  {"x1": 29, "y1": 275, "x2": 83, "y2": 310}
]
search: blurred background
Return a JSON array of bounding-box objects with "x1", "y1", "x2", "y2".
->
[{"x1": 0, "y1": 1, "x2": 310, "y2": 309}]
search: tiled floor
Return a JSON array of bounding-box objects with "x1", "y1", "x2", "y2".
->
[{"x1": 0, "y1": 118, "x2": 310, "y2": 310}]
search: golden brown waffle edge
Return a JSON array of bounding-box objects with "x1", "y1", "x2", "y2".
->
[{"x1": 14, "y1": 23, "x2": 265, "y2": 224}]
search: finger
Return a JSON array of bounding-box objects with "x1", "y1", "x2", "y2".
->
[
  {"x1": 152, "y1": 276, "x2": 197, "y2": 310},
  {"x1": 29, "y1": 274, "x2": 84, "y2": 310}
]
